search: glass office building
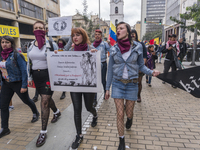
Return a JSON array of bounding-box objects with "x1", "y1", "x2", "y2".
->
[{"x1": 146, "y1": 0, "x2": 165, "y2": 33}]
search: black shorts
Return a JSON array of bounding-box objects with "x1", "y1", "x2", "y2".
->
[{"x1": 32, "y1": 69, "x2": 53, "y2": 95}]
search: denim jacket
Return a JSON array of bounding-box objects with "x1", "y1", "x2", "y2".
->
[
  {"x1": 27, "y1": 39, "x2": 58, "y2": 81},
  {"x1": 92, "y1": 41, "x2": 111, "y2": 62},
  {"x1": 106, "y1": 41, "x2": 153, "y2": 90},
  {"x1": 0, "y1": 52, "x2": 27, "y2": 88}
]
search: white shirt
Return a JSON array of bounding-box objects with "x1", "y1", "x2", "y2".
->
[
  {"x1": 122, "y1": 48, "x2": 131, "y2": 79},
  {"x1": 29, "y1": 44, "x2": 48, "y2": 70}
]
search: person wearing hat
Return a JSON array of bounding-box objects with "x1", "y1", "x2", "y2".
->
[
  {"x1": 92, "y1": 29, "x2": 111, "y2": 106},
  {"x1": 162, "y1": 34, "x2": 181, "y2": 88}
]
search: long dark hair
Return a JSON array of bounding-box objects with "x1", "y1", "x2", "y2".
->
[
  {"x1": 0, "y1": 36, "x2": 25, "y2": 61},
  {"x1": 131, "y1": 29, "x2": 139, "y2": 42},
  {"x1": 116, "y1": 22, "x2": 132, "y2": 45}
]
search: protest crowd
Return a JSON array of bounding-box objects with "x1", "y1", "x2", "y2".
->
[{"x1": 0, "y1": 11, "x2": 199, "y2": 150}]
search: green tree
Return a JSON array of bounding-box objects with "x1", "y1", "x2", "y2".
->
[
  {"x1": 142, "y1": 30, "x2": 162, "y2": 41},
  {"x1": 170, "y1": 0, "x2": 200, "y2": 35}
]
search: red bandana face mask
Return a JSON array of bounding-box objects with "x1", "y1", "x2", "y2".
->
[{"x1": 34, "y1": 30, "x2": 45, "y2": 49}]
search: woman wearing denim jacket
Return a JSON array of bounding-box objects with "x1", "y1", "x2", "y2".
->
[
  {"x1": 0, "y1": 36, "x2": 39, "y2": 138},
  {"x1": 105, "y1": 22, "x2": 160, "y2": 150},
  {"x1": 69, "y1": 27, "x2": 98, "y2": 149},
  {"x1": 27, "y1": 21, "x2": 61, "y2": 147}
]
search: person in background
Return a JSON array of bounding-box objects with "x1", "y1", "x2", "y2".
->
[
  {"x1": 131, "y1": 29, "x2": 147, "y2": 103},
  {"x1": 146, "y1": 45, "x2": 158, "y2": 87},
  {"x1": 156, "y1": 42, "x2": 163, "y2": 64},
  {"x1": 27, "y1": 21, "x2": 61, "y2": 147},
  {"x1": 162, "y1": 34, "x2": 181, "y2": 88},
  {"x1": 92, "y1": 29, "x2": 111, "y2": 107},
  {"x1": 0, "y1": 36, "x2": 39, "y2": 138},
  {"x1": 105, "y1": 22, "x2": 160, "y2": 150},
  {"x1": 178, "y1": 38, "x2": 187, "y2": 62}
]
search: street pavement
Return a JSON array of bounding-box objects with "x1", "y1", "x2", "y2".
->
[{"x1": 0, "y1": 60, "x2": 200, "y2": 150}]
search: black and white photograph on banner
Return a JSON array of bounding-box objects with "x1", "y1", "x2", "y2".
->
[
  {"x1": 48, "y1": 16, "x2": 72, "y2": 36},
  {"x1": 47, "y1": 51, "x2": 102, "y2": 93},
  {"x1": 157, "y1": 66, "x2": 200, "y2": 98}
]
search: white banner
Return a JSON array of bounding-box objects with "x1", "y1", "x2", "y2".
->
[
  {"x1": 47, "y1": 51, "x2": 102, "y2": 93},
  {"x1": 48, "y1": 16, "x2": 72, "y2": 36}
]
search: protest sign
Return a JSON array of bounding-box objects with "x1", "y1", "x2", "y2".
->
[
  {"x1": 48, "y1": 16, "x2": 72, "y2": 36},
  {"x1": 157, "y1": 66, "x2": 200, "y2": 98},
  {"x1": 47, "y1": 51, "x2": 102, "y2": 93}
]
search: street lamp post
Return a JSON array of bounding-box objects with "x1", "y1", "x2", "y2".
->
[{"x1": 99, "y1": 0, "x2": 101, "y2": 29}]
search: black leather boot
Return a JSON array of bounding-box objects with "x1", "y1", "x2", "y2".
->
[
  {"x1": 31, "y1": 90, "x2": 39, "y2": 102},
  {"x1": 60, "y1": 92, "x2": 66, "y2": 100},
  {"x1": 118, "y1": 137, "x2": 125, "y2": 150},
  {"x1": 126, "y1": 118, "x2": 133, "y2": 129},
  {"x1": 0, "y1": 128, "x2": 10, "y2": 138}
]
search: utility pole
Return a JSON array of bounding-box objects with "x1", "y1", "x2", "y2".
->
[
  {"x1": 190, "y1": 0, "x2": 199, "y2": 66},
  {"x1": 99, "y1": 0, "x2": 101, "y2": 29}
]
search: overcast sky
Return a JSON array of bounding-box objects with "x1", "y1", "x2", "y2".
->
[{"x1": 60, "y1": 0, "x2": 141, "y2": 26}]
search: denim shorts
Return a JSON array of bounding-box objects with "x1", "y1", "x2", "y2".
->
[{"x1": 111, "y1": 78, "x2": 138, "y2": 101}]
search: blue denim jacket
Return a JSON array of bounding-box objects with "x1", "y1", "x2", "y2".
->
[
  {"x1": 0, "y1": 52, "x2": 27, "y2": 88},
  {"x1": 106, "y1": 41, "x2": 153, "y2": 90},
  {"x1": 92, "y1": 41, "x2": 111, "y2": 62},
  {"x1": 27, "y1": 39, "x2": 58, "y2": 81}
]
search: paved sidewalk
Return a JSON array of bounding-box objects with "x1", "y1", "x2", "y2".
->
[
  {"x1": 0, "y1": 90, "x2": 72, "y2": 150},
  {"x1": 77, "y1": 62, "x2": 200, "y2": 150}
]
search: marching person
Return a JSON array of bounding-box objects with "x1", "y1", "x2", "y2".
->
[
  {"x1": 162, "y1": 34, "x2": 181, "y2": 88},
  {"x1": 178, "y1": 38, "x2": 187, "y2": 62},
  {"x1": 131, "y1": 29, "x2": 147, "y2": 103},
  {"x1": 105, "y1": 22, "x2": 160, "y2": 150},
  {"x1": 92, "y1": 29, "x2": 111, "y2": 106},
  {"x1": 146, "y1": 45, "x2": 158, "y2": 87},
  {"x1": 69, "y1": 27, "x2": 98, "y2": 149},
  {"x1": 27, "y1": 21, "x2": 61, "y2": 147},
  {"x1": 156, "y1": 42, "x2": 163, "y2": 64},
  {"x1": 0, "y1": 36, "x2": 39, "y2": 138}
]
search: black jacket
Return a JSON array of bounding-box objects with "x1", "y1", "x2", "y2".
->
[
  {"x1": 162, "y1": 43, "x2": 180, "y2": 60},
  {"x1": 179, "y1": 42, "x2": 187, "y2": 56}
]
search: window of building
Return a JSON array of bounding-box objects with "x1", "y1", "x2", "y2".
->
[
  {"x1": 19, "y1": 0, "x2": 43, "y2": 20},
  {"x1": 115, "y1": 19, "x2": 118, "y2": 26},
  {"x1": 0, "y1": 0, "x2": 14, "y2": 12},
  {"x1": 52, "y1": 0, "x2": 58, "y2": 3},
  {"x1": 115, "y1": 7, "x2": 118, "y2": 14},
  {"x1": 46, "y1": 10, "x2": 58, "y2": 19},
  {"x1": 104, "y1": 29, "x2": 106, "y2": 33}
]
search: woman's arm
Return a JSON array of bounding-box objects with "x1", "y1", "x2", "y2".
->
[
  {"x1": 17, "y1": 53, "x2": 28, "y2": 88},
  {"x1": 63, "y1": 36, "x2": 73, "y2": 51},
  {"x1": 137, "y1": 53, "x2": 153, "y2": 76},
  {"x1": 106, "y1": 55, "x2": 114, "y2": 91}
]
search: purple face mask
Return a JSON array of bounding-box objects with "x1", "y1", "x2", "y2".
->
[
  {"x1": 1, "y1": 48, "x2": 13, "y2": 60},
  {"x1": 34, "y1": 30, "x2": 45, "y2": 49}
]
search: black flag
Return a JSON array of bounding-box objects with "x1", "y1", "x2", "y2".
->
[{"x1": 157, "y1": 66, "x2": 200, "y2": 98}]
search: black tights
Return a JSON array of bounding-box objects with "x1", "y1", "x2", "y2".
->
[
  {"x1": 70, "y1": 92, "x2": 97, "y2": 135},
  {"x1": 40, "y1": 95, "x2": 57, "y2": 130},
  {"x1": 137, "y1": 75, "x2": 143, "y2": 99}
]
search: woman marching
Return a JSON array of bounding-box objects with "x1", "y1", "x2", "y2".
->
[
  {"x1": 146, "y1": 45, "x2": 158, "y2": 87},
  {"x1": 0, "y1": 36, "x2": 39, "y2": 138},
  {"x1": 105, "y1": 22, "x2": 160, "y2": 150},
  {"x1": 69, "y1": 27, "x2": 98, "y2": 149},
  {"x1": 27, "y1": 21, "x2": 61, "y2": 147}
]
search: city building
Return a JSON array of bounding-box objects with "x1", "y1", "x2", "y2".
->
[
  {"x1": 72, "y1": 13, "x2": 109, "y2": 41},
  {"x1": 133, "y1": 21, "x2": 141, "y2": 41},
  {"x1": 140, "y1": 0, "x2": 166, "y2": 40},
  {"x1": 164, "y1": 0, "x2": 199, "y2": 43},
  {"x1": 0, "y1": 0, "x2": 60, "y2": 51},
  {"x1": 110, "y1": 0, "x2": 124, "y2": 26}
]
